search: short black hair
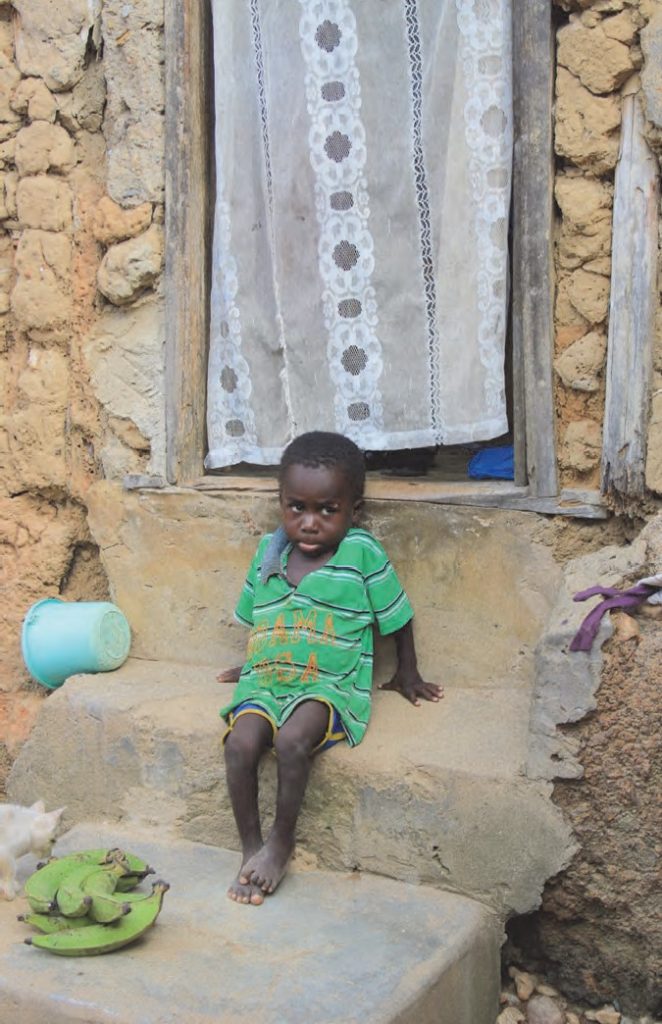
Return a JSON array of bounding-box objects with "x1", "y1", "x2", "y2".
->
[{"x1": 279, "y1": 431, "x2": 365, "y2": 500}]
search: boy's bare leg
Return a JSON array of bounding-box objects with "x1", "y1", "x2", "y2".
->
[
  {"x1": 241, "y1": 700, "x2": 329, "y2": 895},
  {"x1": 224, "y1": 714, "x2": 274, "y2": 904}
]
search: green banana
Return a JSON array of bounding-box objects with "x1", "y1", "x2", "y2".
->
[
  {"x1": 98, "y1": 848, "x2": 154, "y2": 890},
  {"x1": 24, "y1": 851, "x2": 109, "y2": 913},
  {"x1": 25, "y1": 880, "x2": 170, "y2": 956},
  {"x1": 55, "y1": 862, "x2": 127, "y2": 918},
  {"x1": 26, "y1": 847, "x2": 152, "y2": 903},
  {"x1": 80, "y1": 864, "x2": 132, "y2": 924},
  {"x1": 18, "y1": 912, "x2": 96, "y2": 935}
]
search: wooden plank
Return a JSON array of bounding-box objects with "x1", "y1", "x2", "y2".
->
[
  {"x1": 601, "y1": 90, "x2": 659, "y2": 502},
  {"x1": 190, "y1": 478, "x2": 608, "y2": 519},
  {"x1": 511, "y1": 0, "x2": 558, "y2": 497},
  {"x1": 164, "y1": 0, "x2": 213, "y2": 484}
]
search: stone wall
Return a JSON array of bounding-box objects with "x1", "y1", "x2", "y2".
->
[
  {"x1": 0, "y1": 0, "x2": 166, "y2": 776},
  {"x1": 553, "y1": 0, "x2": 662, "y2": 494}
]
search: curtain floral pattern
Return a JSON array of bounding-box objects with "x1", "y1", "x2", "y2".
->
[{"x1": 206, "y1": 0, "x2": 512, "y2": 468}]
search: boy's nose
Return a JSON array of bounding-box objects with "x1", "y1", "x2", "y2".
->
[{"x1": 301, "y1": 513, "x2": 318, "y2": 531}]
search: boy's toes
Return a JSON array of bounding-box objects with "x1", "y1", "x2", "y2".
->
[{"x1": 227, "y1": 876, "x2": 261, "y2": 905}]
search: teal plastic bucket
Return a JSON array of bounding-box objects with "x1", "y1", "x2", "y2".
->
[{"x1": 21, "y1": 598, "x2": 132, "y2": 689}]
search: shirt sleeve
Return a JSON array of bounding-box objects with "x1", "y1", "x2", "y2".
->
[
  {"x1": 363, "y1": 535, "x2": 414, "y2": 636},
  {"x1": 234, "y1": 535, "x2": 270, "y2": 627}
]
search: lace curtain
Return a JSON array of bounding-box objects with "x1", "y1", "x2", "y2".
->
[{"x1": 206, "y1": 0, "x2": 512, "y2": 469}]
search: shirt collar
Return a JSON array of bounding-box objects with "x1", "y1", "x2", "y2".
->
[{"x1": 260, "y1": 526, "x2": 290, "y2": 583}]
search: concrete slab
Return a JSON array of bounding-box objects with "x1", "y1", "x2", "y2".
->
[
  {"x1": 0, "y1": 824, "x2": 501, "y2": 1024},
  {"x1": 8, "y1": 660, "x2": 575, "y2": 917}
]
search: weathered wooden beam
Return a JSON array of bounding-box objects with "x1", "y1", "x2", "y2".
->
[
  {"x1": 511, "y1": 0, "x2": 558, "y2": 496},
  {"x1": 601, "y1": 90, "x2": 659, "y2": 502},
  {"x1": 164, "y1": 0, "x2": 213, "y2": 484}
]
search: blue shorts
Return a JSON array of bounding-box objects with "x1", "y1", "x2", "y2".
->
[{"x1": 223, "y1": 699, "x2": 346, "y2": 753}]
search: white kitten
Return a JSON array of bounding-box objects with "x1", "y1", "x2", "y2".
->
[{"x1": 0, "y1": 800, "x2": 65, "y2": 900}]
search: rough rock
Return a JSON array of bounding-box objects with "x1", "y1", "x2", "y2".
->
[
  {"x1": 96, "y1": 223, "x2": 163, "y2": 304},
  {"x1": 14, "y1": 121, "x2": 76, "y2": 176},
  {"x1": 610, "y1": 610, "x2": 640, "y2": 643},
  {"x1": 16, "y1": 174, "x2": 72, "y2": 231},
  {"x1": 0, "y1": 234, "x2": 12, "y2": 313},
  {"x1": 0, "y1": 170, "x2": 17, "y2": 220},
  {"x1": 509, "y1": 966, "x2": 537, "y2": 1001},
  {"x1": 106, "y1": 111, "x2": 165, "y2": 207},
  {"x1": 557, "y1": 17, "x2": 638, "y2": 94},
  {"x1": 496, "y1": 1009, "x2": 526, "y2": 1024},
  {"x1": 555, "y1": 174, "x2": 613, "y2": 269},
  {"x1": 83, "y1": 298, "x2": 166, "y2": 478},
  {"x1": 566, "y1": 268, "x2": 611, "y2": 324},
  {"x1": 0, "y1": 137, "x2": 16, "y2": 171},
  {"x1": 645, "y1": 389, "x2": 662, "y2": 493},
  {"x1": 560, "y1": 418, "x2": 603, "y2": 473},
  {"x1": 102, "y1": 0, "x2": 165, "y2": 205},
  {"x1": 10, "y1": 229, "x2": 71, "y2": 329},
  {"x1": 93, "y1": 195, "x2": 152, "y2": 246},
  {"x1": 554, "y1": 331, "x2": 607, "y2": 391},
  {"x1": 555, "y1": 175, "x2": 613, "y2": 228},
  {"x1": 640, "y1": 10, "x2": 662, "y2": 133},
  {"x1": 10, "y1": 77, "x2": 57, "y2": 123},
  {"x1": 12, "y1": 0, "x2": 100, "y2": 92},
  {"x1": 555, "y1": 275, "x2": 590, "y2": 330},
  {"x1": 0, "y1": 55, "x2": 22, "y2": 124},
  {"x1": 526, "y1": 995, "x2": 565, "y2": 1024},
  {"x1": 586, "y1": 1009, "x2": 622, "y2": 1024},
  {"x1": 56, "y1": 60, "x2": 106, "y2": 134},
  {"x1": 555, "y1": 67, "x2": 622, "y2": 173}
]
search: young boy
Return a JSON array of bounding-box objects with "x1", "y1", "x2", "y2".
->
[{"x1": 217, "y1": 431, "x2": 442, "y2": 905}]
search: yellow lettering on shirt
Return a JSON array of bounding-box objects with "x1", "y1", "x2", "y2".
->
[
  {"x1": 270, "y1": 614, "x2": 288, "y2": 646},
  {"x1": 276, "y1": 651, "x2": 296, "y2": 684},
  {"x1": 253, "y1": 659, "x2": 274, "y2": 687},
  {"x1": 300, "y1": 653, "x2": 319, "y2": 685},
  {"x1": 248, "y1": 621, "x2": 268, "y2": 657},
  {"x1": 320, "y1": 614, "x2": 336, "y2": 646},
  {"x1": 292, "y1": 609, "x2": 317, "y2": 642}
]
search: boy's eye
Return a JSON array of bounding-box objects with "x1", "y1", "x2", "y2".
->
[
  {"x1": 321, "y1": 505, "x2": 338, "y2": 516},
  {"x1": 288, "y1": 501, "x2": 304, "y2": 512}
]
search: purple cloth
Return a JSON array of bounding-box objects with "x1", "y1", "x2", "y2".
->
[{"x1": 569, "y1": 583, "x2": 656, "y2": 652}]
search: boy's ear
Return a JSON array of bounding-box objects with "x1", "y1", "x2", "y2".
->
[{"x1": 352, "y1": 498, "x2": 364, "y2": 521}]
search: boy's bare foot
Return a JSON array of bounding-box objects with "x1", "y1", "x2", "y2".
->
[
  {"x1": 228, "y1": 853, "x2": 265, "y2": 905},
  {"x1": 240, "y1": 836, "x2": 294, "y2": 894},
  {"x1": 227, "y1": 874, "x2": 264, "y2": 905}
]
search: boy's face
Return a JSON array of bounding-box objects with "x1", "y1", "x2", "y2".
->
[{"x1": 279, "y1": 463, "x2": 361, "y2": 559}]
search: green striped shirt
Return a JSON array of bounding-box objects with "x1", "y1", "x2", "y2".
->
[{"x1": 220, "y1": 528, "x2": 413, "y2": 746}]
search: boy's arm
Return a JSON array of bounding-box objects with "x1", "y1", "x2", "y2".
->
[
  {"x1": 378, "y1": 620, "x2": 443, "y2": 707},
  {"x1": 216, "y1": 665, "x2": 243, "y2": 683}
]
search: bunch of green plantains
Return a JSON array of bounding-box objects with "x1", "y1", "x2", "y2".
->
[{"x1": 17, "y1": 848, "x2": 169, "y2": 955}]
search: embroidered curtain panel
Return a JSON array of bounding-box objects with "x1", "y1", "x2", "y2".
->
[{"x1": 206, "y1": 0, "x2": 512, "y2": 469}]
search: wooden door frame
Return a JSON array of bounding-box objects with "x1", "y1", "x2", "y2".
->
[{"x1": 163, "y1": 0, "x2": 559, "y2": 499}]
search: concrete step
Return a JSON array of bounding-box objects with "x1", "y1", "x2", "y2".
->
[
  {"x1": 0, "y1": 823, "x2": 501, "y2": 1024},
  {"x1": 86, "y1": 482, "x2": 563, "y2": 690},
  {"x1": 7, "y1": 659, "x2": 573, "y2": 918}
]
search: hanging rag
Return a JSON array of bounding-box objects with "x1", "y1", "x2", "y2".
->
[{"x1": 569, "y1": 572, "x2": 662, "y2": 652}]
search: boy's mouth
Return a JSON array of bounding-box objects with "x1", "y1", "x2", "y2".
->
[{"x1": 296, "y1": 541, "x2": 325, "y2": 556}]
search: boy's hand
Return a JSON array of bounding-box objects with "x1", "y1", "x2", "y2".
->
[
  {"x1": 216, "y1": 665, "x2": 243, "y2": 683},
  {"x1": 379, "y1": 668, "x2": 443, "y2": 707}
]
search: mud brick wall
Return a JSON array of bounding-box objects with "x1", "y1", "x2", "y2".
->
[
  {"x1": 552, "y1": 0, "x2": 662, "y2": 493},
  {"x1": 0, "y1": 0, "x2": 165, "y2": 770}
]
